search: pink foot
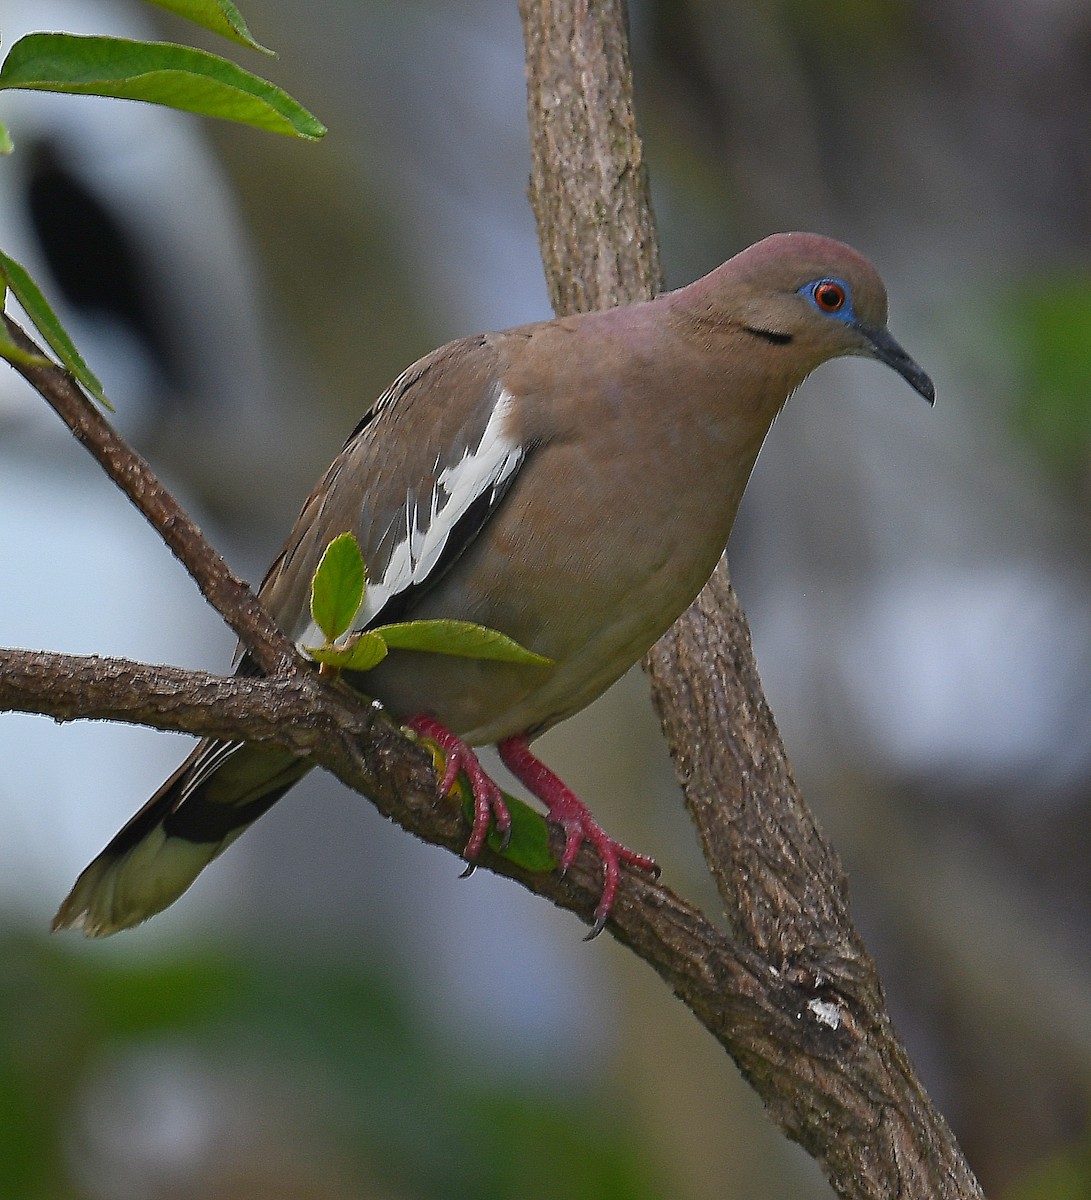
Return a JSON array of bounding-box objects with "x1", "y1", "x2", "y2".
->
[
  {"x1": 498, "y1": 733, "x2": 659, "y2": 939},
  {"x1": 407, "y1": 716, "x2": 511, "y2": 866}
]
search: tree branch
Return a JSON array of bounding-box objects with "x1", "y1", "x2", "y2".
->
[
  {"x1": 519, "y1": 1, "x2": 984, "y2": 1197},
  {"x1": 0, "y1": 650, "x2": 846, "y2": 1098},
  {"x1": 0, "y1": 648, "x2": 320, "y2": 745},
  {"x1": 1, "y1": 315, "x2": 297, "y2": 678}
]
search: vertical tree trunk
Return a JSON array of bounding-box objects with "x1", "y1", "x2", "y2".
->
[{"x1": 518, "y1": 2, "x2": 986, "y2": 1197}]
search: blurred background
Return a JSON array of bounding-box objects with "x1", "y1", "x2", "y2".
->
[{"x1": 1, "y1": 0, "x2": 1090, "y2": 1196}]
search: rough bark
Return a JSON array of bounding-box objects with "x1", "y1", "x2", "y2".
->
[{"x1": 519, "y1": 1, "x2": 985, "y2": 1197}]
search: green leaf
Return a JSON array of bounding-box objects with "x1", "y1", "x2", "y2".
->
[
  {"x1": 0, "y1": 322, "x2": 51, "y2": 369},
  {"x1": 0, "y1": 118, "x2": 12, "y2": 155},
  {"x1": 310, "y1": 532, "x2": 366, "y2": 643},
  {"x1": 0, "y1": 34, "x2": 326, "y2": 141},
  {"x1": 376, "y1": 620, "x2": 552, "y2": 665},
  {"x1": 460, "y1": 784, "x2": 557, "y2": 872},
  {"x1": 413, "y1": 736, "x2": 555, "y2": 871},
  {"x1": 306, "y1": 631, "x2": 389, "y2": 673},
  {"x1": 0, "y1": 250, "x2": 110, "y2": 408},
  {"x1": 139, "y1": 0, "x2": 275, "y2": 56},
  {"x1": 0, "y1": 291, "x2": 50, "y2": 367}
]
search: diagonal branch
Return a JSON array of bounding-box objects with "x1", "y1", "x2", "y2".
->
[
  {"x1": 1, "y1": 314, "x2": 297, "y2": 678},
  {"x1": 0, "y1": 647, "x2": 319, "y2": 744},
  {"x1": 0, "y1": 645, "x2": 834, "y2": 1091}
]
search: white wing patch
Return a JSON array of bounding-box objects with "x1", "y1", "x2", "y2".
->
[
  {"x1": 179, "y1": 740, "x2": 243, "y2": 803},
  {"x1": 295, "y1": 389, "x2": 523, "y2": 649},
  {"x1": 360, "y1": 388, "x2": 523, "y2": 623}
]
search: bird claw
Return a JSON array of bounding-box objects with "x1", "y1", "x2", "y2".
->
[
  {"x1": 407, "y1": 720, "x2": 658, "y2": 941},
  {"x1": 583, "y1": 911, "x2": 609, "y2": 942},
  {"x1": 499, "y1": 734, "x2": 658, "y2": 939}
]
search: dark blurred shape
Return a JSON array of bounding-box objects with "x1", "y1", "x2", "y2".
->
[{"x1": 24, "y1": 136, "x2": 185, "y2": 399}]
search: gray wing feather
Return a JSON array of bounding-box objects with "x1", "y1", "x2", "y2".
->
[{"x1": 258, "y1": 332, "x2": 530, "y2": 646}]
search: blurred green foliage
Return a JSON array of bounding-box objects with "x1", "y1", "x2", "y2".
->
[
  {"x1": 783, "y1": 0, "x2": 907, "y2": 51},
  {"x1": 1006, "y1": 276, "x2": 1091, "y2": 484},
  {"x1": 0, "y1": 928, "x2": 661, "y2": 1199},
  {"x1": 1005, "y1": 1139, "x2": 1091, "y2": 1200}
]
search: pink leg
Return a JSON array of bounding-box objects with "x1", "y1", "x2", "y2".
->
[
  {"x1": 407, "y1": 716, "x2": 511, "y2": 865},
  {"x1": 498, "y1": 733, "x2": 659, "y2": 939}
]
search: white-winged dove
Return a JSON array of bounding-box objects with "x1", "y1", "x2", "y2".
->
[{"x1": 54, "y1": 232, "x2": 934, "y2": 938}]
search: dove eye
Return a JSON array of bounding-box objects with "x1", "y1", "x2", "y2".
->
[
  {"x1": 814, "y1": 281, "x2": 846, "y2": 312},
  {"x1": 799, "y1": 277, "x2": 855, "y2": 321}
]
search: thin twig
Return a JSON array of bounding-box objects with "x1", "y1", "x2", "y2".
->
[{"x1": 1, "y1": 315, "x2": 297, "y2": 678}]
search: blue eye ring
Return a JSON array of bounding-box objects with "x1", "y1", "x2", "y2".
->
[{"x1": 800, "y1": 277, "x2": 854, "y2": 320}]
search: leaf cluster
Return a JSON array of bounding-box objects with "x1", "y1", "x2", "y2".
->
[
  {"x1": 0, "y1": 0, "x2": 324, "y2": 404},
  {"x1": 306, "y1": 532, "x2": 552, "y2": 673}
]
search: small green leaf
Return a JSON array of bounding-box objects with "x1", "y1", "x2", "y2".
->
[
  {"x1": 0, "y1": 292, "x2": 50, "y2": 367},
  {"x1": 376, "y1": 620, "x2": 552, "y2": 665},
  {"x1": 140, "y1": 0, "x2": 275, "y2": 56},
  {"x1": 0, "y1": 250, "x2": 110, "y2": 408},
  {"x1": 461, "y1": 786, "x2": 557, "y2": 872},
  {"x1": 0, "y1": 35, "x2": 326, "y2": 140},
  {"x1": 306, "y1": 631, "x2": 389, "y2": 673},
  {"x1": 310, "y1": 533, "x2": 366, "y2": 643},
  {"x1": 413, "y1": 737, "x2": 557, "y2": 872},
  {"x1": 0, "y1": 322, "x2": 51, "y2": 369},
  {"x1": 0, "y1": 118, "x2": 13, "y2": 155}
]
